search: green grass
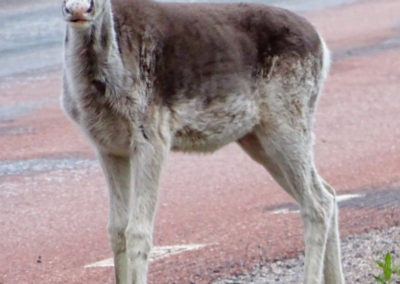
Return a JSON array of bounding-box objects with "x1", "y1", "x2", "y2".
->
[{"x1": 374, "y1": 253, "x2": 400, "y2": 284}]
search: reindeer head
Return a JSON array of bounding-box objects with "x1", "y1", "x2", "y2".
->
[{"x1": 62, "y1": 0, "x2": 107, "y2": 25}]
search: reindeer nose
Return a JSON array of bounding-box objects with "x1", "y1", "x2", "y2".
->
[{"x1": 64, "y1": 0, "x2": 93, "y2": 18}]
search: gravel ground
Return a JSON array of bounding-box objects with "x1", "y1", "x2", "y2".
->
[{"x1": 214, "y1": 226, "x2": 400, "y2": 283}]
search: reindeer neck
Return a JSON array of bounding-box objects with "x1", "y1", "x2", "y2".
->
[{"x1": 64, "y1": 1, "x2": 123, "y2": 81}]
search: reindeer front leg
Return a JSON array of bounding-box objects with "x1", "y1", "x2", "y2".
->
[
  {"x1": 98, "y1": 152, "x2": 131, "y2": 284},
  {"x1": 126, "y1": 134, "x2": 170, "y2": 284}
]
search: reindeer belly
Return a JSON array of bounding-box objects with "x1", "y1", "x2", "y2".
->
[{"x1": 171, "y1": 93, "x2": 259, "y2": 152}]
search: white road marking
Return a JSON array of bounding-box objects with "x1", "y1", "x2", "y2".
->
[
  {"x1": 85, "y1": 258, "x2": 114, "y2": 268},
  {"x1": 85, "y1": 243, "x2": 207, "y2": 268},
  {"x1": 336, "y1": 193, "x2": 364, "y2": 202},
  {"x1": 271, "y1": 208, "x2": 297, "y2": 215},
  {"x1": 272, "y1": 193, "x2": 364, "y2": 215}
]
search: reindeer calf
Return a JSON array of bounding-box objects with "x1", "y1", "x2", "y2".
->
[{"x1": 61, "y1": 0, "x2": 344, "y2": 283}]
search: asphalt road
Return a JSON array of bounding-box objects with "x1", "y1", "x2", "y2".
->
[{"x1": 0, "y1": 0, "x2": 399, "y2": 283}]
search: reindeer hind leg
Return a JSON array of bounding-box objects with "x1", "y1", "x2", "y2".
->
[{"x1": 238, "y1": 122, "x2": 342, "y2": 283}]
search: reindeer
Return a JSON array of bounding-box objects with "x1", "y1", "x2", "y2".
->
[{"x1": 61, "y1": 0, "x2": 344, "y2": 283}]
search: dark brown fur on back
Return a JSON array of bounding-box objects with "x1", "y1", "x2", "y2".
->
[{"x1": 112, "y1": 0, "x2": 321, "y2": 104}]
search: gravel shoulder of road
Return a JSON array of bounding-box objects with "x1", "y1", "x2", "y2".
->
[{"x1": 214, "y1": 225, "x2": 400, "y2": 283}]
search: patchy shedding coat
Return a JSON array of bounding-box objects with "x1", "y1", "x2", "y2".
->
[{"x1": 61, "y1": 0, "x2": 344, "y2": 283}]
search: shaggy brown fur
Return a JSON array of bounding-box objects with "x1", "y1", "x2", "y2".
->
[{"x1": 61, "y1": 0, "x2": 344, "y2": 283}]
